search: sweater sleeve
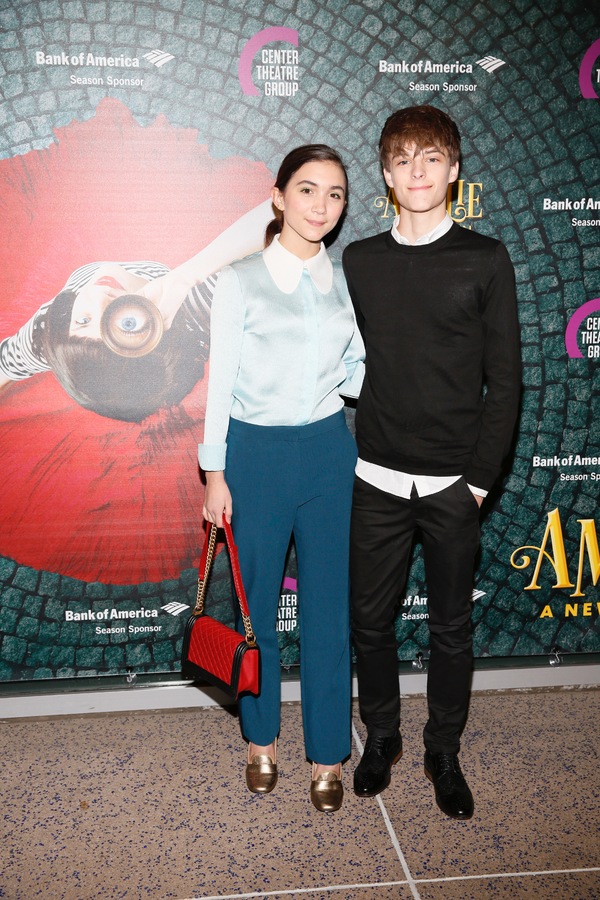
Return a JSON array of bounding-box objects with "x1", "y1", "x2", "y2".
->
[
  {"x1": 465, "y1": 243, "x2": 522, "y2": 490},
  {"x1": 197, "y1": 266, "x2": 245, "y2": 472},
  {"x1": 342, "y1": 246, "x2": 365, "y2": 338}
]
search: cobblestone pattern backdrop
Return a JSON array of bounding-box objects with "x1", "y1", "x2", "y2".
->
[{"x1": 0, "y1": 0, "x2": 598, "y2": 682}]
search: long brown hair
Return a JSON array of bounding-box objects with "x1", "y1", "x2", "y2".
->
[{"x1": 265, "y1": 144, "x2": 348, "y2": 247}]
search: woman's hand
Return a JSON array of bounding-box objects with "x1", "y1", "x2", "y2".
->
[{"x1": 202, "y1": 471, "x2": 233, "y2": 527}]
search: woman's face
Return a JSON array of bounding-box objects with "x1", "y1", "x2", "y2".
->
[
  {"x1": 272, "y1": 160, "x2": 347, "y2": 259},
  {"x1": 69, "y1": 264, "x2": 151, "y2": 340}
]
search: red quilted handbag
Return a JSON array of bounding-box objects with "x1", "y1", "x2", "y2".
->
[{"x1": 181, "y1": 520, "x2": 260, "y2": 699}]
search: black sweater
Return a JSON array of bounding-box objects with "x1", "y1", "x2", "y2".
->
[{"x1": 342, "y1": 223, "x2": 521, "y2": 492}]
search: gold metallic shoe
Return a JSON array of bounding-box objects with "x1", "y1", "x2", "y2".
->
[
  {"x1": 310, "y1": 763, "x2": 343, "y2": 812},
  {"x1": 245, "y1": 740, "x2": 278, "y2": 794}
]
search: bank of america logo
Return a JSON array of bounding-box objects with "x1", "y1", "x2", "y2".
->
[
  {"x1": 143, "y1": 49, "x2": 175, "y2": 68},
  {"x1": 162, "y1": 601, "x2": 190, "y2": 616},
  {"x1": 476, "y1": 56, "x2": 506, "y2": 73}
]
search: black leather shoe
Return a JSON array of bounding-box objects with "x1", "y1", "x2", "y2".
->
[
  {"x1": 424, "y1": 751, "x2": 474, "y2": 819},
  {"x1": 354, "y1": 732, "x2": 402, "y2": 797}
]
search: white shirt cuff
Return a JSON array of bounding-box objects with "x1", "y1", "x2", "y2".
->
[
  {"x1": 198, "y1": 444, "x2": 227, "y2": 471},
  {"x1": 467, "y1": 484, "x2": 488, "y2": 498}
]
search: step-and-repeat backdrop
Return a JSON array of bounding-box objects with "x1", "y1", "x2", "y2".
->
[{"x1": 0, "y1": 0, "x2": 598, "y2": 683}]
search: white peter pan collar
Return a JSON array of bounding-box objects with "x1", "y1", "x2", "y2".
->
[{"x1": 263, "y1": 234, "x2": 333, "y2": 294}]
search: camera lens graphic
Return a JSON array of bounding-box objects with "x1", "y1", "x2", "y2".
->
[{"x1": 100, "y1": 295, "x2": 164, "y2": 357}]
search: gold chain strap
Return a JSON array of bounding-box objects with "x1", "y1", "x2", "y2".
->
[
  {"x1": 240, "y1": 612, "x2": 256, "y2": 646},
  {"x1": 194, "y1": 523, "x2": 217, "y2": 615},
  {"x1": 193, "y1": 522, "x2": 257, "y2": 646}
]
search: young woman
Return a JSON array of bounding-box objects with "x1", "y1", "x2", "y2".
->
[{"x1": 199, "y1": 145, "x2": 365, "y2": 812}]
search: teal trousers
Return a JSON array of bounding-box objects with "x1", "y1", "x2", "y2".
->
[{"x1": 226, "y1": 411, "x2": 356, "y2": 764}]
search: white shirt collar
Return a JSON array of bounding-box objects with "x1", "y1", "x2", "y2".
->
[
  {"x1": 263, "y1": 234, "x2": 333, "y2": 294},
  {"x1": 391, "y1": 212, "x2": 454, "y2": 246}
]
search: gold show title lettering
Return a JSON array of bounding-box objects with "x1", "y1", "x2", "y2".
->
[
  {"x1": 447, "y1": 180, "x2": 482, "y2": 223},
  {"x1": 540, "y1": 601, "x2": 600, "y2": 618},
  {"x1": 374, "y1": 189, "x2": 397, "y2": 219},
  {"x1": 510, "y1": 508, "x2": 600, "y2": 598},
  {"x1": 375, "y1": 181, "x2": 483, "y2": 225}
]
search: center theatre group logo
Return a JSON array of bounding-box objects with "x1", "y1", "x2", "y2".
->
[
  {"x1": 565, "y1": 298, "x2": 600, "y2": 359},
  {"x1": 579, "y1": 37, "x2": 600, "y2": 99},
  {"x1": 238, "y1": 26, "x2": 299, "y2": 97}
]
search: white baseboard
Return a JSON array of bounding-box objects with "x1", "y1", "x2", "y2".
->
[{"x1": 0, "y1": 664, "x2": 598, "y2": 719}]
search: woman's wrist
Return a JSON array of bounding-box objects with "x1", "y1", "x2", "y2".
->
[{"x1": 205, "y1": 470, "x2": 226, "y2": 481}]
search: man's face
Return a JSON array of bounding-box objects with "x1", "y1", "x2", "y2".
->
[{"x1": 383, "y1": 142, "x2": 459, "y2": 218}]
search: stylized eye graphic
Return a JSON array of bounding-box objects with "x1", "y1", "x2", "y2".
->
[
  {"x1": 119, "y1": 315, "x2": 143, "y2": 332},
  {"x1": 100, "y1": 295, "x2": 164, "y2": 357}
]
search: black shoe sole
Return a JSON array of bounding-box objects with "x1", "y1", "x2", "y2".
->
[{"x1": 353, "y1": 749, "x2": 403, "y2": 798}]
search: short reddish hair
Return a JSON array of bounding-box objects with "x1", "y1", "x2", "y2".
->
[{"x1": 379, "y1": 105, "x2": 461, "y2": 168}]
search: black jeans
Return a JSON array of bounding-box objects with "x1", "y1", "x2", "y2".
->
[{"x1": 350, "y1": 476, "x2": 480, "y2": 755}]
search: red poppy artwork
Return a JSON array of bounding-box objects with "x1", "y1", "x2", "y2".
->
[{"x1": 0, "y1": 98, "x2": 274, "y2": 585}]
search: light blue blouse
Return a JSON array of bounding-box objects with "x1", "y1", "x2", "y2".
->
[{"x1": 198, "y1": 241, "x2": 365, "y2": 471}]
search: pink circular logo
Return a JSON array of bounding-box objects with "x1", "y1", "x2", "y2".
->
[
  {"x1": 238, "y1": 27, "x2": 299, "y2": 96},
  {"x1": 579, "y1": 38, "x2": 600, "y2": 99},
  {"x1": 565, "y1": 298, "x2": 600, "y2": 358}
]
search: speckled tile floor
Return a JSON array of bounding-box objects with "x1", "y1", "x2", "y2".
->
[{"x1": 0, "y1": 689, "x2": 598, "y2": 900}]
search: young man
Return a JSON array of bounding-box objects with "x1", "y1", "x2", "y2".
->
[{"x1": 342, "y1": 105, "x2": 521, "y2": 819}]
